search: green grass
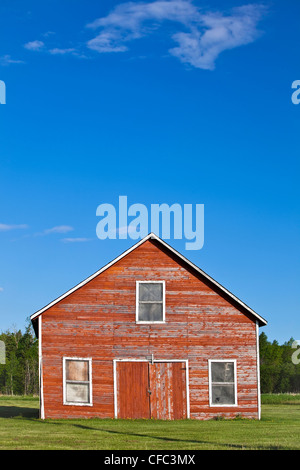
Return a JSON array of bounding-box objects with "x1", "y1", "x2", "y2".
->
[
  {"x1": 261, "y1": 393, "x2": 300, "y2": 404},
  {"x1": 0, "y1": 395, "x2": 299, "y2": 450}
]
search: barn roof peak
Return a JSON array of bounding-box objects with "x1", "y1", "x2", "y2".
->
[{"x1": 30, "y1": 232, "x2": 267, "y2": 327}]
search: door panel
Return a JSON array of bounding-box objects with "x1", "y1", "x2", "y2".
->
[
  {"x1": 117, "y1": 362, "x2": 150, "y2": 419},
  {"x1": 116, "y1": 361, "x2": 187, "y2": 419},
  {"x1": 149, "y1": 362, "x2": 187, "y2": 420}
]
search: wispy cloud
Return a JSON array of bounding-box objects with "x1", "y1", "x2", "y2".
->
[
  {"x1": 0, "y1": 55, "x2": 24, "y2": 66},
  {"x1": 49, "y1": 47, "x2": 76, "y2": 55},
  {"x1": 86, "y1": 0, "x2": 266, "y2": 69},
  {"x1": 0, "y1": 223, "x2": 28, "y2": 231},
  {"x1": 0, "y1": 287, "x2": 4, "y2": 292},
  {"x1": 108, "y1": 225, "x2": 138, "y2": 236},
  {"x1": 24, "y1": 40, "x2": 45, "y2": 51},
  {"x1": 61, "y1": 237, "x2": 92, "y2": 243},
  {"x1": 24, "y1": 40, "x2": 82, "y2": 58},
  {"x1": 35, "y1": 225, "x2": 74, "y2": 236},
  {"x1": 44, "y1": 225, "x2": 74, "y2": 234}
]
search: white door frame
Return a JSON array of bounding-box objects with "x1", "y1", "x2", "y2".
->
[{"x1": 113, "y1": 358, "x2": 190, "y2": 419}]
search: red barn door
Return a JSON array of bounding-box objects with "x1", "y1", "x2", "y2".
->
[
  {"x1": 116, "y1": 361, "x2": 150, "y2": 419},
  {"x1": 149, "y1": 362, "x2": 187, "y2": 420},
  {"x1": 116, "y1": 361, "x2": 187, "y2": 419}
]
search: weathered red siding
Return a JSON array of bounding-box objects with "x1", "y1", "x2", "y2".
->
[{"x1": 39, "y1": 239, "x2": 260, "y2": 419}]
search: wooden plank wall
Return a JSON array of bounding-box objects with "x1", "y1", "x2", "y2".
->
[{"x1": 40, "y1": 239, "x2": 259, "y2": 419}]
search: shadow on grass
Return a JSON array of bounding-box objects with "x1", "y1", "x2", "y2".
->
[
  {"x1": 0, "y1": 406, "x2": 39, "y2": 419},
  {"x1": 0, "y1": 405, "x2": 287, "y2": 450},
  {"x1": 70, "y1": 422, "x2": 286, "y2": 451}
]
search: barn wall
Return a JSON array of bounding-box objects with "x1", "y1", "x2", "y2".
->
[{"x1": 40, "y1": 240, "x2": 259, "y2": 419}]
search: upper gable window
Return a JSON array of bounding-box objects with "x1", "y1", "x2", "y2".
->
[{"x1": 136, "y1": 281, "x2": 165, "y2": 323}]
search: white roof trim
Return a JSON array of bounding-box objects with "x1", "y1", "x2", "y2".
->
[{"x1": 30, "y1": 232, "x2": 267, "y2": 326}]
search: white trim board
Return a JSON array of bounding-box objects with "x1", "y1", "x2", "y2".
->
[
  {"x1": 256, "y1": 321, "x2": 262, "y2": 420},
  {"x1": 30, "y1": 232, "x2": 267, "y2": 327},
  {"x1": 38, "y1": 316, "x2": 45, "y2": 419}
]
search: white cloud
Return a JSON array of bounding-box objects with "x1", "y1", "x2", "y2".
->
[
  {"x1": 24, "y1": 40, "x2": 45, "y2": 51},
  {"x1": 0, "y1": 223, "x2": 28, "y2": 231},
  {"x1": 0, "y1": 287, "x2": 4, "y2": 292},
  {"x1": 49, "y1": 48, "x2": 76, "y2": 55},
  {"x1": 0, "y1": 55, "x2": 24, "y2": 66},
  {"x1": 45, "y1": 225, "x2": 74, "y2": 234},
  {"x1": 61, "y1": 237, "x2": 92, "y2": 243},
  {"x1": 170, "y1": 5, "x2": 265, "y2": 69},
  {"x1": 86, "y1": 0, "x2": 266, "y2": 69},
  {"x1": 42, "y1": 225, "x2": 74, "y2": 235},
  {"x1": 86, "y1": 0, "x2": 198, "y2": 53}
]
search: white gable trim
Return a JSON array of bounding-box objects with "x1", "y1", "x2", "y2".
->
[{"x1": 30, "y1": 233, "x2": 267, "y2": 326}]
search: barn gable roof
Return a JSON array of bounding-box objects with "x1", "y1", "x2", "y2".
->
[{"x1": 30, "y1": 233, "x2": 267, "y2": 328}]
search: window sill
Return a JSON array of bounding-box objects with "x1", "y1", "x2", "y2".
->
[
  {"x1": 136, "y1": 321, "x2": 166, "y2": 324},
  {"x1": 209, "y1": 403, "x2": 238, "y2": 407},
  {"x1": 63, "y1": 402, "x2": 93, "y2": 406}
]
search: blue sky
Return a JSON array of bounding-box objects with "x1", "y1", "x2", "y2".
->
[{"x1": 0, "y1": 0, "x2": 299, "y2": 343}]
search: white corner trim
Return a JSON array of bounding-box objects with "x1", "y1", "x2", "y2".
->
[
  {"x1": 256, "y1": 321, "x2": 261, "y2": 420},
  {"x1": 39, "y1": 316, "x2": 45, "y2": 420}
]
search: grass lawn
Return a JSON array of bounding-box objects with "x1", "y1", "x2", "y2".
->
[{"x1": 0, "y1": 395, "x2": 299, "y2": 450}]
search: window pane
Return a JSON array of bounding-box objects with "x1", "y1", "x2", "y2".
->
[
  {"x1": 139, "y1": 283, "x2": 163, "y2": 302},
  {"x1": 139, "y1": 303, "x2": 163, "y2": 321},
  {"x1": 212, "y1": 384, "x2": 235, "y2": 405},
  {"x1": 211, "y1": 362, "x2": 234, "y2": 383},
  {"x1": 66, "y1": 360, "x2": 89, "y2": 382},
  {"x1": 66, "y1": 383, "x2": 89, "y2": 403}
]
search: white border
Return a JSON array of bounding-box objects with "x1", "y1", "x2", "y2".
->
[
  {"x1": 208, "y1": 359, "x2": 238, "y2": 407},
  {"x1": 63, "y1": 357, "x2": 93, "y2": 406},
  {"x1": 136, "y1": 280, "x2": 166, "y2": 324},
  {"x1": 113, "y1": 358, "x2": 190, "y2": 419}
]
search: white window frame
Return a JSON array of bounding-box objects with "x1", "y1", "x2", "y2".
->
[
  {"x1": 63, "y1": 357, "x2": 93, "y2": 406},
  {"x1": 208, "y1": 359, "x2": 237, "y2": 407},
  {"x1": 136, "y1": 280, "x2": 166, "y2": 324}
]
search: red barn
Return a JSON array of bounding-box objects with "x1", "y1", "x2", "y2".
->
[{"x1": 30, "y1": 233, "x2": 267, "y2": 420}]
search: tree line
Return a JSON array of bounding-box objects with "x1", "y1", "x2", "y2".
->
[
  {"x1": 0, "y1": 323, "x2": 299, "y2": 395},
  {"x1": 0, "y1": 320, "x2": 39, "y2": 396},
  {"x1": 259, "y1": 332, "x2": 300, "y2": 393}
]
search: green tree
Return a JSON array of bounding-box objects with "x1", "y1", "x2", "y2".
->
[{"x1": 0, "y1": 320, "x2": 39, "y2": 395}]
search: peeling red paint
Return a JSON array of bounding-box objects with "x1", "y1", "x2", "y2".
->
[{"x1": 38, "y1": 239, "x2": 261, "y2": 419}]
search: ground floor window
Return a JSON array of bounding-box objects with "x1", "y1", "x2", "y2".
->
[
  {"x1": 209, "y1": 360, "x2": 237, "y2": 406},
  {"x1": 63, "y1": 357, "x2": 92, "y2": 406}
]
